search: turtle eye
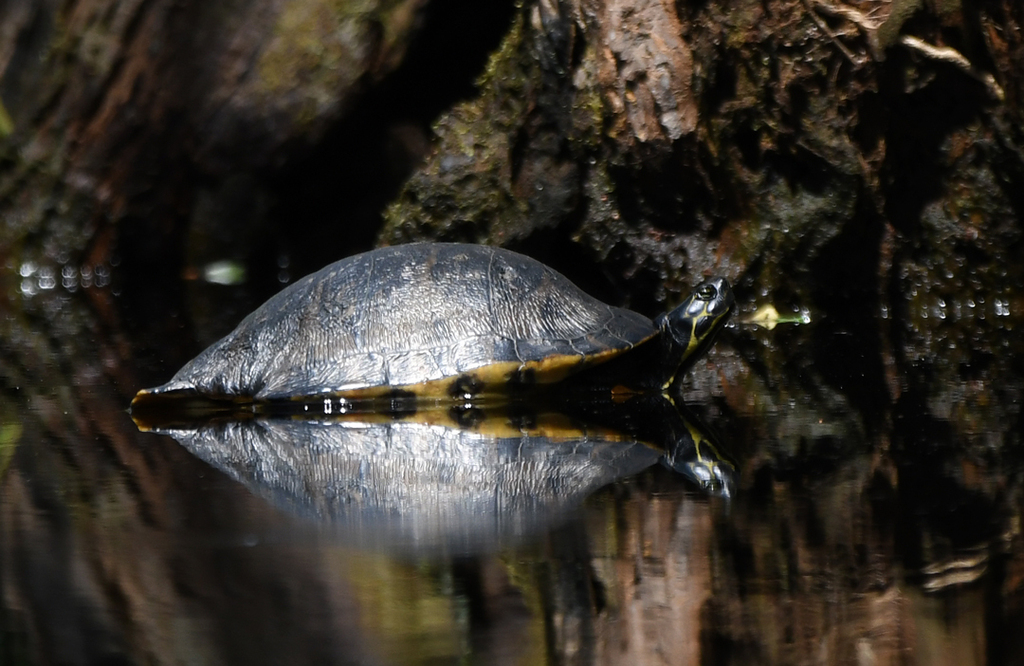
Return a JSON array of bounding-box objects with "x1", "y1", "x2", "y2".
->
[{"x1": 697, "y1": 284, "x2": 717, "y2": 301}]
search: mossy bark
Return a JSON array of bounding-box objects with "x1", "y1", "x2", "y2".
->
[
  {"x1": 380, "y1": 0, "x2": 1024, "y2": 441},
  {"x1": 0, "y1": 0, "x2": 431, "y2": 274},
  {"x1": 2, "y1": 0, "x2": 1022, "y2": 454}
]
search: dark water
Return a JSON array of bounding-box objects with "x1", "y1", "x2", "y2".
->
[{"x1": 1, "y1": 270, "x2": 1022, "y2": 666}]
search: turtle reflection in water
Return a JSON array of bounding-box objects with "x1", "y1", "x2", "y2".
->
[
  {"x1": 152, "y1": 405, "x2": 735, "y2": 551},
  {"x1": 132, "y1": 243, "x2": 734, "y2": 410}
]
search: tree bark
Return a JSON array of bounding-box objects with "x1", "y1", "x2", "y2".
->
[
  {"x1": 380, "y1": 0, "x2": 1024, "y2": 439},
  {"x1": 2, "y1": 0, "x2": 1023, "y2": 462}
]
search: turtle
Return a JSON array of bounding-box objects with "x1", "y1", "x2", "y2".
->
[{"x1": 131, "y1": 243, "x2": 734, "y2": 410}]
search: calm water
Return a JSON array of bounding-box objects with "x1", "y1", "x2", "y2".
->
[{"x1": 1, "y1": 272, "x2": 1021, "y2": 666}]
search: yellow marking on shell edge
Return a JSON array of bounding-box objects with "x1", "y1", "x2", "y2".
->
[{"x1": 312, "y1": 346, "x2": 630, "y2": 401}]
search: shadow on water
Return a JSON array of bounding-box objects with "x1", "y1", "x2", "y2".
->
[{"x1": 1, "y1": 270, "x2": 1023, "y2": 666}]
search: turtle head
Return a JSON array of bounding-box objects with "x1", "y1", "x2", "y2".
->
[{"x1": 656, "y1": 277, "x2": 734, "y2": 385}]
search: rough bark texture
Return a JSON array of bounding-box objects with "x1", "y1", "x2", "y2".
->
[
  {"x1": 2, "y1": 3, "x2": 1024, "y2": 661},
  {"x1": 378, "y1": 0, "x2": 1024, "y2": 442},
  {"x1": 0, "y1": 0, "x2": 514, "y2": 280}
]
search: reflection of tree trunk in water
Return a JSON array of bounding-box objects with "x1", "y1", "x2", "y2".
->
[
  {"x1": 0, "y1": 294, "x2": 373, "y2": 664},
  {"x1": 536, "y1": 518, "x2": 600, "y2": 666},
  {"x1": 1, "y1": 289, "x2": 1021, "y2": 664},
  {"x1": 453, "y1": 556, "x2": 537, "y2": 665}
]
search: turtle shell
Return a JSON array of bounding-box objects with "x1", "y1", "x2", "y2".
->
[{"x1": 137, "y1": 243, "x2": 656, "y2": 403}]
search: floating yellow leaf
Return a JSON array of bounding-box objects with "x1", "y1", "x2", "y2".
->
[{"x1": 743, "y1": 304, "x2": 811, "y2": 330}]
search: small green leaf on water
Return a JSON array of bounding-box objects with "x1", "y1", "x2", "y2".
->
[{"x1": 743, "y1": 304, "x2": 812, "y2": 330}]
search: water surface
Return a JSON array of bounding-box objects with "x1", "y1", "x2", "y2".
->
[{"x1": 1, "y1": 273, "x2": 1021, "y2": 666}]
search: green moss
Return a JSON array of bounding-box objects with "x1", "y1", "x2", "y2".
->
[
  {"x1": 257, "y1": 3, "x2": 358, "y2": 90},
  {"x1": 254, "y1": 0, "x2": 425, "y2": 129},
  {"x1": 0, "y1": 422, "x2": 21, "y2": 480},
  {"x1": 568, "y1": 44, "x2": 607, "y2": 153},
  {"x1": 0, "y1": 98, "x2": 12, "y2": 138},
  {"x1": 474, "y1": 6, "x2": 526, "y2": 97},
  {"x1": 380, "y1": 7, "x2": 534, "y2": 244}
]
